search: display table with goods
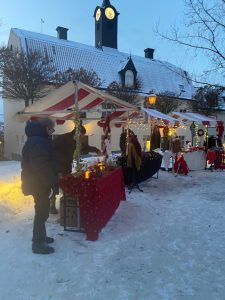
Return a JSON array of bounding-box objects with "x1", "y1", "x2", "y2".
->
[
  {"x1": 182, "y1": 147, "x2": 206, "y2": 171},
  {"x1": 206, "y1": 148, "x2": 225, "y2": 170},
  {"x1": 117, "y1": 151, "x2": 162, "y2": 186},
  {"x1": 59, "y1": 166, "x2": 126, "y2": 241}
]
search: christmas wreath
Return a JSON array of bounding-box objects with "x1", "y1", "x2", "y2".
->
[{"x1": 197, "y1": 129, "x2": 204, "y2": 137}]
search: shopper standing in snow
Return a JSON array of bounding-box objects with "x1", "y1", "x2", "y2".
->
[{"x1": 21, "y1": 117, "x2": 59, "y2": 255}]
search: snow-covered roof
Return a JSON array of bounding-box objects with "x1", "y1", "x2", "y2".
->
[{"x1": 9, "y1": 28, "x2": 196, "y2": 99}]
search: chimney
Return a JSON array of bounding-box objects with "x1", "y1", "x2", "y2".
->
[
  {"x1": 144, "y1": 48, "x2": 155, "y2": 59},
  {"x1": 56, "y1": 26, "x2": 69, "y2": 40}
]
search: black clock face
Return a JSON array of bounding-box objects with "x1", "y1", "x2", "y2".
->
[{"x1": 105, "y1": 7, "x2": 115, "y2": 20}]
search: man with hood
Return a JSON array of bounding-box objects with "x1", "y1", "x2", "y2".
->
[{"x1": 21, "y1": 117, "x2": 59, "y2": 254}]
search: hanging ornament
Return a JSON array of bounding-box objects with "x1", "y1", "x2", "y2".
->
[
  {"x1": 102, "y1": 116, "x2": 111, "y2": 161},
  {"x1": 190, "y1": 122, "x2": 196, "y2": 137}
]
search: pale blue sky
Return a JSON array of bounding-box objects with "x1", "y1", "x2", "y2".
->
[{"x1": 0, "y1": 0, "x2": 221, "y2": 115}]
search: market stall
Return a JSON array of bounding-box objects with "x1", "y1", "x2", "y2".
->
[
  {"x1": 59, "y1": 167, "x2": 126, "y2": 241},
  {"x1": 206, "y1": 149, "x2": 225, "y2": 170},
  {"x1": 118, "y1": 151, "x2": 162, "y2": 185},
  {"x1": 141, "y1": 108, "x2": 182, "y2": 172},
  {"x1": 171, "y1": 112, "x2": 223, "y2": 171},
  {"x1": 16, "y1": 81, "x2": 139, "y2": 235}
]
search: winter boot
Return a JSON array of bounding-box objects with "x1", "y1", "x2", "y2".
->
[
  {"x1": 32, "y1": 242, "x2": 55, "y2": 254},
  {"x1": 46, "y1": 236, "x2": 54, "y2": 244}
]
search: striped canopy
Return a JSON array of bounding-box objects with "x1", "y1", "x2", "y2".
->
[
  {"x1": 171, "y1": 112, "x2": 222, "y2": 126},
  {"x1": 16, "y1": 81, "x2": 138, "y2": 124}
]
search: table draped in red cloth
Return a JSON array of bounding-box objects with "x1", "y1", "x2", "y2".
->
[
  {"x1": 59, "y1": 167, "x2": 126, "y2": 241},
  {"x1": 207, "y1": 150, "x2": 217, "y2": 165},
  {"x1": 206, "y1": 149, "x2": 225, "y2": 170}
]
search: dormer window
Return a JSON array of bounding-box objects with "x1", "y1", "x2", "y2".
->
[
  {"x1": 118, "y1": 57, "x2": 137, "y2": 88},
  {"x1": 125, "y1": 70, "x2": 134, "y2": 87}
]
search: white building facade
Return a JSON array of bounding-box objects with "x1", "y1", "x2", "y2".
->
[{"x1": 4, "y1": 0, "x2": 196, "y2": 159}]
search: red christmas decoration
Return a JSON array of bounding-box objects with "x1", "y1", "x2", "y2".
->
[
  {"x1": 56, "y1": 119, "x2": 65, "y2": 125},
  {"x1": 174, "y1": 154, "x2": 189, "y2": 175},
  {"x1": 217, "y1": 124, "x2": 224, "y2": 138},
  {"x1": 102, "y1": 116, "x2": 111, "y2": 158},
  {"x1": 30, "y1": 116, "x2": 39, "y2": 121},
  {"x1": 97, "y1": 120, "x2": 104, "y2": 128}
]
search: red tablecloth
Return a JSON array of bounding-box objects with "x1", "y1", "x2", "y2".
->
[
  {"x1": 206, "y1": 150, "x2": 217, "y2": 165},
  {"x1": 206, "y1": 149, "x2": 225, "y2": 169},
  {"x1": 59, "y1": 167, "x2": 126, "y2": 241}
]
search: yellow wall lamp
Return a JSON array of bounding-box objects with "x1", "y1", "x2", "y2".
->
[{"x1": 148, "y1": 94, "x2": 157, "y2": 105}]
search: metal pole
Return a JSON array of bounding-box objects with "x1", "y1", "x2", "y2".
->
[
  {"x1": 73, "y1": 81, "x2": 81, "y2": 170},
  {"x1": 206, "y1": 125, "x2": 209, "y2": 149},
  {"x1": 150, "y1": 117, "x2": 153, "y2": 151},
  {"x1": 73, "y1": 81, "x2": 82, "y2": 229}
]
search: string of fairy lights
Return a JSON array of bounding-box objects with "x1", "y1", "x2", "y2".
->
[
  {"x1": 126, "y1": 118, "x2": 187, "y2": 137},
  {"x1": 125, "y1": 117, "x2": 212, "y2": 148}
]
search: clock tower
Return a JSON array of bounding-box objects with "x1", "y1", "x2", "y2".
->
[{"x1": 94, "y1": 0, "x2": 119, "y2": 49}]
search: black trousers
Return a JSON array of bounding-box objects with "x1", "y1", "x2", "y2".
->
[{"x1": 32, "y1": 188, "x2": 50, "y2": 244}]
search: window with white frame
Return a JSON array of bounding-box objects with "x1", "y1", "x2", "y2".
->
[{"x1": 125, "y1": 70, "x2": 134, "y2": 87}]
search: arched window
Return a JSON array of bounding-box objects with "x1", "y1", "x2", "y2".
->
[{"x1": 125, "y1": 70, "x2": 134, "y2": 87}]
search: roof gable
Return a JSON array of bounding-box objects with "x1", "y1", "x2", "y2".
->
[{"x1": 118, "y1": 56, "x2": 137, "y2": 74}]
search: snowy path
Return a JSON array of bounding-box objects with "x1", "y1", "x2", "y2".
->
[{"x1": 0, "y1": 162, "x2": 225, "y2": 300}]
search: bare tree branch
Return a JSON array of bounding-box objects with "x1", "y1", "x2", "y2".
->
[
  {"x1": 54, "y1": 67, "x2": 104, "y2": 88},
  {"x1": 146, "y1": 91, "x2": 181, "y2": 114},
  {"x1": 155, "y1": 0, "x2": 225, "y2": 85},
  {"x1": 191, "y1": 85, "x2": 224, "y2": 115},
  {"x1": 0, "y1": 47, "x2": 56, "y2": 107},
  {"x1": 106, "y1": 77, "x2": 143, "y2": 105}
]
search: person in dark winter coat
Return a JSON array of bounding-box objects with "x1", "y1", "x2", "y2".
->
[
  {"x1": 21, "y1": 117, "x2": 59, "y2": 254},
  {"x1": 119, "y1": 129, "x2": 134, "y2": 156},
  {"x1": 49, "y1": 125, "x2": 86, "y2": 213},
  {"x1": 53, "y1": 126, "x2": 86, "y2": 175}
]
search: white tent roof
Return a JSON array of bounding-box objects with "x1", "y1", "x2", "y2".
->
[
  {"x1": 142, "y1": 108, "x2": 180, "y2": 126},
  {"x1": 171, "y1": 112, "x2": 223, "y2": 126}
]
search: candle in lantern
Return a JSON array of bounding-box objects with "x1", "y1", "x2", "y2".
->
[
  {"x1": 98, "y1": 163, "x2": 103, "y2": 171},
  {"x1": 84, "y1": 171, "x2": 90, "y2": 179}
]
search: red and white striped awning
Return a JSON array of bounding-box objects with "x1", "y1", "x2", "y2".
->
[
  {"x1": 171, "y1": 112, "x2": 222, "y2": 126},
  {"x1": 142, "y1": 108, "x2": 180, "y2": 126},
  {"x1": 16, "y1": 81, "x2": 138, "y2": 124}
]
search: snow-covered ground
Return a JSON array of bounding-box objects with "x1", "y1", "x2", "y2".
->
[{"x1": 1, "y1": 161, "x2": 225, "y2": 300}]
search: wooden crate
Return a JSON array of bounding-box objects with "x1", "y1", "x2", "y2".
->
[{"x1": 60, "y1": 196, "x2": 84, "y2": 229}]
